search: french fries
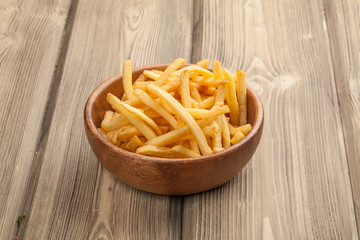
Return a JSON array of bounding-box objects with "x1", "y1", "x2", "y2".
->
[{"x1": 98, "y1": 59, "x2": 251, "y2": 158}]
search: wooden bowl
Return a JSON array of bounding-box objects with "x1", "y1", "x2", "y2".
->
[{"x1": 84, "y1": 64, "x2": 264, "y2": 195}]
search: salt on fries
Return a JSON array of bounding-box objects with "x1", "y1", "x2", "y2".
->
[{"x1": 98, "y1": 58, "x2": 250, "y2": 158}]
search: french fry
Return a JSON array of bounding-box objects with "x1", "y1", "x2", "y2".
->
[
  {"x1": 180, "y1": 71, "x2": 191, "y2": 108},
  {"x1": 214, "y1": 85, "x2": 227, "y2": 106},
  {"x1": 125, "y1": 135, "x2": 144, "y2": 152},
  {"x1": 134, "y1": 89, "x2": 177, "y2": 128},
  {"x1": 107, "y1": 93, "x2": 157, "y2": 140},
  {"x1": 198, "y1": 96, "x2": 215, "y2": 109},
  {"x1": 101, "y1": 110, "x2": 114, "y2": 126},
  {"x1": 193, "y1": 78, "x2": 229, "y2": 87},
  {"x1": 133, "y1": 81, "x2": 150, "y2": 90},
  {"x1": 145, "y1": 119, "x2": 213, "y2": 147},
  {"x1": 107, "y1": 127, "x2": 122, "y2": 141},
  {"x1": 220, "y1": 115, "x2": 231, "y2": 148},
  {"x1": 238, "y1": 124, "x2": 252, "y2": 135},
  {"x1": 223, "y1": 68, "x2": 240, "y2": 125},
  {"x1": 112, "y1": 112, "x2": 121, "y2": 120},
  {"x1": 236, "y1": 70, "x2": 247, "y2": 125},
  {"x1": 114, "y1": 126, "x2": 142, "y2": 143},
  {"x1": 202, "y1": 126, "x2": 215, "y2": 137},
  {"x1": 135, "y1": 74, "x2": 147, "y2": 82},
  {"x1": 190, "y1": 86, "x2": 202, "y2": 102},
  {"x1": 213, "y1": 60, "x2": 225, "y2": 79},
  {"x1": 146, "y1": 83, "x2": 212, "y2": 155},
  {"x1": 211, "y1": 120, "x2": 223, "y2": 153},
  {"x1": 186, "y1": 105, "x2": 230, "y2": 119},
  {"x1": 115, "y1": 100, "x2": 162, "y2": 135},
  {"x1": 189, "y1": 138, "x2": 200, "y2": 154},
  {"x1": 136, "y1": 145, "x2": 182, "y2": 158},
  {"x1": 98, "y1": 128, "x2": 110, "y2": 141},
  {"x1": 101, "y1": 115, "x2": 130, "y2": 132},
  {"x1": 123, "y1": 59, "x2": 137, "y2": 101},
  {"x1": 196, "y1": 59, "x2": 210, "y2": 69},
  {"x1": 171, "y1": 145, "x2": 201, "y2": 158},
  {"x1": 173, "y1": 65, "x2": 214, "y2": 78},
  {"x1": 143, "y1": 70, "x2": 160, "y2": 80},
  {"x1": 155, "y1": 58, "x2": 186, "y2": 85},
  {"x1": 230, "y1": 131, "x2": 245, "y2": 145},
  {"x1": 144, "y1": 109, "x2": 162, "y2": 119}
]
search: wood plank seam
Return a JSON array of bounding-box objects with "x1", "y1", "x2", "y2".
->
[
  {"x1": 15, "y1": 0, "x2": 80, "y2": 238},
  {"x1": 322, "y1": 0, "x2": 360, "y2": 237}
]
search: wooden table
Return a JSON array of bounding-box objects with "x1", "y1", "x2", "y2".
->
[{"x1": 1, "y1": 0, "x2": 359, "y2": 239}]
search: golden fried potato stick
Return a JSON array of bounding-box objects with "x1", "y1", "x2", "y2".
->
[
  {"x1": 133, "y1": 81, "x2": 151, "y2": 90},
  {"x1": 211, "y1": 120, "x2": 223, "y2": 153},
  {"x1": 196, "y1": 59, "x2": 210, "y2": 69},
  {"x1": 143, "y1": 70, "x2": 160, "y2": 81},
  {"x1": 173, "y1": 65, "x2": 214, "y2": 78},
  {"x1": 145, "y1": 119, "x2": 213, "y2": 147},
  {"x1": 116, "y1": 100, "x2": 162, "y2": 135},
  {"x1": 112, "y1": 112, "x2": 121, "y2": 120},
  {"x1": 214, "y1": 85, "x2": 227, "y2": 106},
  {"x1": 238, "y1": 124, "x2": 251, "y2": 135},
  {"x1": 190, "y1": 86, "x2": 202, "y2": 102},
  {"x1": 220, "y1": 115, "x2": 231, "y2": 148},
  {"x1": 213, "y1": 60, "x2": 225, "y2": 79},
  {"x1": 134, "y1": 89, "x2": 178, "y2": 128},
  {"x1": 198, "y1": 96, "x2": 216, "y2": 109},
  {"x1": 107, "y1": 93, "x2": 157, "y2": 140},
  {"x1": 186, "y1": 105, "x2": 230, "y2": 119},
  {"x1": 230, "y1": 131, "x2": 245, "y2": 144},
  {"x1": 171, "y1": 145, "x2": 201, "y2": 158},
  {"x1": 179, "y1": 71, "x2": 191, "y2": 108},
  {"x1": 230, "y1": 124, "x2": 251, "y2": 144},
  {"x1": 155, "y1": 58, "x2": 186, "y2": 85},
  {"x1": 192, "y1": 77, "x2": 230, "y2": 87},
  {"x1": 223, "y1": 68, "x2": 240, "y2": 125},
  {"x1": 106, "y1": 127, "x2": 122, "y2": 141},
  {"x1": 146, "y1": 83, "x2": 212, "y2": 155},
  {"x1": 136, "y1": 145, "x2": 182, "y2": 158},
  {"x1": 236, "y1": 70, "x2": 247, "y2": 125},
  {"x1": 101, "y1": 115, "x2": 130, "y2": 132},
  {"x1": 135, "y1": 74, "x2": 147, "y2": 82},
  {"x1": 189, "y1": 138, "x2": 200, "y2": 154},
  {"x1": 123, "y1": 59, "x2": 137, "y2": 101},
  {"x1": 98, "y1": 128, "x2": 110, "y2": 141},
  {"x1": 101, "y1": 110, "x2": 114, "y2": 126},
  {"x1": 114, "y1": 126, "x2": 142, "y2": 143},
  {"x1": 125, "y1": 135, "x2": 144, "y2": 152}
]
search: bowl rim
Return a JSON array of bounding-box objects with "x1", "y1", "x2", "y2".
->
[{"x1": 84, "y1": 64, "x2": 264, "y2": 164}]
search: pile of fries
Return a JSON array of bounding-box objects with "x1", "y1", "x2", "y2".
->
[{"x1": 98, "y1": 58, "x2": 251, "y2": 158}]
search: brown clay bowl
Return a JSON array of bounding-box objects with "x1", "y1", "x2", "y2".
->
[{"x1": 84, "y1": 64, "x2": 264, "y2": 195}]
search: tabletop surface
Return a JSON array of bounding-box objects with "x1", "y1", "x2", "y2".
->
[{"x1": 1, "y1": 0, "x2": 359, "y2": 239}]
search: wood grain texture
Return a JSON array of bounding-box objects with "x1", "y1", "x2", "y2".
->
[
  {"x1": 183, "y1": 0, "x2": 359, "y2": 239},
  {"x1": 20, "y1": 0, "x2": 192, "y2": 239},
  {"x1": 324, "y1": 0, "x2": 360, "y2": 236},
  {"x1": 0, "y1": 0, "x2": 71, "y2": 239}
]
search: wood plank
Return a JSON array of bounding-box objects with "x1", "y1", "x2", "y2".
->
[
  {"x1": 324, "y1": 0, "x2": 360, "y2": 236},
  {"x1": 0, "y1": 0, "x2": 71, "y2": 239},
  {"x1": 183, "y1": 0, "x2": 358, "y2": 239},
  {"x1": 20, "y1": 0, "x2": 192, "y2": 239}
]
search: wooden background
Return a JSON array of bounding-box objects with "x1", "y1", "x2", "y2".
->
[{"x1": 0, "y1": 0, "x2": 359, "y2": 239}]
